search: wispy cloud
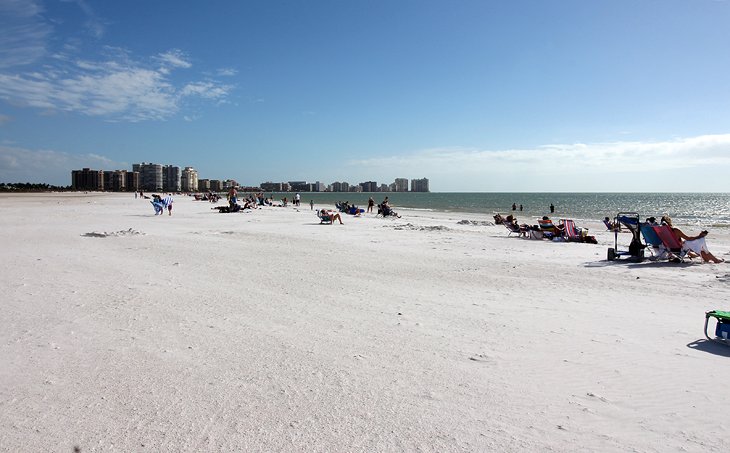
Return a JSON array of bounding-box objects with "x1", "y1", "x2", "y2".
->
[
  {"x1": 0, "y1": 3, "x2": 233, "y2": 121},
  {"x1": 0, "y1": 114, "x2": 11, "y2": 125},
  {"x1": 157, "y1": 49, "x2": 192, "y2": 74},
  {"x1": 0, "y1": 0, "x2": 51, "y2": 68},
  {"x1": 217, "y1": 68, "x2": 238, "y2": 77},
  {"x1": 0, "y1": 145, "x2": 126, "y2": 185},
  {"x1": 349, "y1": 134, "x2": 730, "y2": 191},
  {"x1": 64, "y1": 0, "x2": 106, "y2": 38},
  {"x1": 0, "y1": 51, "x2": 233, "y2": 121}
]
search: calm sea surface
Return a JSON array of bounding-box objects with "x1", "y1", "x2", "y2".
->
[{"x1": 263, "y1": 192, "x2": 730, "y2": 228}]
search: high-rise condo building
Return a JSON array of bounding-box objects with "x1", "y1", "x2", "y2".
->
[
  {"x1": 103, "y1": 170, "x2": 128, "y2": 191},
  {"x1": 133, "y1": 163, "x2": 163, "y2": 191},
  {"x1": 359, "y1": 181, "x2": 378, "y2": 192},
  {"x1": 163, "y1": 165, "x2": 181, "y2": 192},
  {"x1": 126, "y1": 171, "x2": 140, "y2": 192},
  {"x1": 394, "y1": 178, "x2": 409, "y2": 192},
  {"x1": 209, "y1": 180, "x2": 223, "y2": 192},
  {"x1": 411, "y1": 178, "x2": 430, "y2": 192},
  {"x1": 331, "y1": 181, "x2": 350, "y2": 192},
  {"x1": 71, "y1": 168, "x2": 104, "y2": 191},
  {"x1": 181, "y1": 167, "x2": 199, "y2": 192}
]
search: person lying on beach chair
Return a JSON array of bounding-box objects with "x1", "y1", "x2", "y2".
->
[
  {"x1": 660, "y1": 216, "x2": 724, "y2": 263},
  {"x1": 537, "y1": 216, "x2": 563, "y2": 238},
  {"x1": 318, "y1": 209, "x2": 344, "y2": 224},
  {"x1": 503, "y1": 217, "x2": 528, "y2": 237},
  {"x1": 377, "y1": 201, "x2": 401, "y2": 218},
  {"x1": 603, "y1": 217, "x2": 621, "y2": 232}
]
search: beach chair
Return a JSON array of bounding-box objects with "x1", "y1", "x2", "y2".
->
[
  {"x1": 603, "y1": 218, "x2": 617, "y2": 231},
  {"x1": 537, "y1": 219, "x2": 561, "y2": 239},
  {"x1": 704, "y1": 310, "x2": 730, "y2": 346},
  {"x1": 640, "y1": 223, "x2": 666, "y2": 259},
  {"x1": 503, "y1": 220, "x2": 527, "y2": 237},
  {"x1": 317, "y1": 212, "x2": 333, "y2": 224},
  {"x1": 651, "y1": 225, "x2": 689, "y2": 262},
  {"x1": 560, "y1": 219, "x2": 581, "y2": 241}
]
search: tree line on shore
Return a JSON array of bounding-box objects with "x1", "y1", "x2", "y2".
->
[{"x1": 0, "y1": 183, "x2": 72, "y2": 192}]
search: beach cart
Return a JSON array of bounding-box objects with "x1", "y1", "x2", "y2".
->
[
  {"x1": 607, "y1": 212, "x2": 644, "y2": 262},
  {"x1": 705, "y1": 310, "x2": 730, "y2": 346}
]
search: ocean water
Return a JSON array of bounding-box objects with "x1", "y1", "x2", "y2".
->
[{"x1": 264, "y1": 192, "x2": 730, "y2": 228}]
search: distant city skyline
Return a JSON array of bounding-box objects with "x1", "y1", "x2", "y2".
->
[
  {"x1": 2, "y1": 1, "x2": 730, "y2": 191},
  {"x1": 70, "y1": 163, "x2": 429, "y2": 193}
]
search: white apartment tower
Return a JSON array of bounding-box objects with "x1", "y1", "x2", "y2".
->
[{"x1": 181, "y1": 167, "x2": 199, "y2": 192}]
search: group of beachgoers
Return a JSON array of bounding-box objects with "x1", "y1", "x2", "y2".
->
[
  {"x1": 497, "y1": 209, "x2": 724, "y2": 263},
  {"x1": 148, "y1": 193, "x2": 173, "y2": 216},
  {"x1": 316, "y1": 197, "x2": 402, "y2": 225},
  {"x1": 496, "y1": 213, "x2": 597, "y2": 243},
  {"x1": 638, "y1": 215, "x2": 723, "y2": 263},
  {"x1": 334, "y1": 197, "x2": 400, "y2": 218}
]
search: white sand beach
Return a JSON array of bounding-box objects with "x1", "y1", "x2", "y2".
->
[{"x1": 1, "y1": 192, "x2": 729, "y2": 452}]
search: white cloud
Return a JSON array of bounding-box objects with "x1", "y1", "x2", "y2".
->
[
  {"x1": 348, "y1": 134, "x2": 730, "y2": 191},
  {"x1": 0, "y1": 5, "x2": 232, "y2": 121},
  {"x1": 71, "y1": 0, "x2": 106, "y2": 38},
  {"x1": 0, "y1": 145, "x2": 126, "y2": 185},
  {"x1": 180, "y1": 81, "x2": 231, "y2": 100},
  {"x1": 0, "y1": 50, "x2": 233, "y2": 121},
  {"x1": 217, "y1": 68, "x2": 237, "y2": 77},
  {"x1": 158, "y1": 49, "x2": 192, "y2": 72},
  {"x1": 0, "y1": 0, "x2": 50, "y2": 68}
]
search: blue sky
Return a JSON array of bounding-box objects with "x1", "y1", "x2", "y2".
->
[{"x1": 1, "y1": 0, "x2": 730, "y2": 191}]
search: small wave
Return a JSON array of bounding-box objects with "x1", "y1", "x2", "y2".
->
[{"x1": 399, "y1": 207, "x2": 434, "y2": 212}]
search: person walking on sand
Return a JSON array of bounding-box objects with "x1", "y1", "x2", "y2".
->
[
  {"x1": 151, "y1": 194, "x2": 164, "y2": 215},
  {"x1": 367, "y1": 197, "x2": 375, "y2": 213},
  {"x1": 163, "y1": 193, "x2": 174, "y2": 216},
  {"x1": 310, "y1": 200, "x2": 314, "y2": 210}
]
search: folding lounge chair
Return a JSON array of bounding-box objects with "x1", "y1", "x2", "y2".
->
[
  {"x1": 561, "y1": 219, "x2": 581, "y2": 241},
  {"x1": 317, "y1": 212, "x2": 333, "y2": 224},
  {"x1": 640, "y1": 223, "x2": 666, "y2": 259},
  {"x1": 705, "y1": 310, "x2": 730, "y2": 346},
  {"x1": 603, "y1": 218, "x2": 621, "y2": 231},
  {"x1": 503, "y1": 221, "x2": 527, "y2": 237},
  {"x1": 537, "y1": 219, "x2": 561, "y2": 239},
  {"x1": 651, "y1": 225, "x2": 689, "y2": 262}
]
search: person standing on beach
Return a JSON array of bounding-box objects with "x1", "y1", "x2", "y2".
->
[
  {"x1": 163, "y1": 193, "x2": 173, "y2": 216},
  {"x1": 550, "y1": 203, "x2": 555, "y2": 213},
  {"x1": 310, "y1": 200, "x2": 314, "y2": 210},
  {"x1": 367, "y1": 197, "x2": 375, "y2": 213},
  {"x1": 151, "y1": 194, "x2": 164, "y2": 215},
  {"x1": 295, "y1": 192, "x2": 301, "y2": 207}
]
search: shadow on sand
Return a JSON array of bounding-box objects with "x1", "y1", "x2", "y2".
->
[
  {"x1": 686, "y1": 339, "x2": 730, "y2": 357},
  {"x1": 583, "y1": 258, "x2": 693, "y2": 269}
]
